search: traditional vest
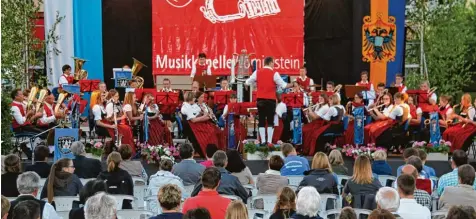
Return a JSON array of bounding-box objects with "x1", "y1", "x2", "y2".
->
[
  {"x1": 37, "y1": 103, "x2": 55, "y2": 127},
  {"x1": 330, "y1": 106, "x2": 344, "y2": 122},
  {"x1": 296, "y1": 77, "x2": 311, "y2": 92},
  {"x1": 409, "y1": 104, "x2": 417, "y2": 119},
  {"x1": 439, "y1": 104, "x2": 452, "y2": 120},
  {"x1": 11, "y1": 101, "x2": 30, "y2": 128},
  {"x1": 196, "y1": 63, "x2": 209, "y2": 76},
  {"x1": 396, "y1": 84, "x2": 406, "y2": 93},
  {"x1": 256, "y1": 68, "x2": 277, "y2": 100},
  {"x1": 356, "y1": 81, "x2": 372, "y2": 90},
  {"x1": 59, "y1": 74, "x2": 73, "y2": 88}
]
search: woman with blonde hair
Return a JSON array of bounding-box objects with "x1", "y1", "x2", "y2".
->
[
  {"x1": 97, "y1": 152, "x2": 134, "y2": 209},
  {"x1": 342, "y1": 155, "x2": 382, "y2": 207},
  {"x1": 371, "y1": 149, "x2": 392, "y2": 175},
  {"x1": 225, "y1": 200, "x2": 248, "y2": 219},
  {"x1": 297, "y1": 152, "x2": 338, "y2": 194},
  {"x1": 90, "y1": 90, "x2": 114, "y2": 137},
  {"x1": 40, "y1": 158, "x2": 83, "y2": 203},
  {"x1": 270, "y1": 187, "x2": 296, "y2": 219},
  {"x1": 122, "y1": 91, "x2": 144, "y2": 154},
  {"x1": 103, "y1": 89, "x2": 134, "y2": 150},
  {"x1": 329, "y1": 149, "x2": 348, "y2": 175},
  {"x1": 443, "y1": 93, "x2": 476, "y2": 151}
]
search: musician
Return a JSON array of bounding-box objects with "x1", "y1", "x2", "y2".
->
[
  {"x1": 58, "y1": 64, "x2": 73, "y2": 87},
  {"x1": 343, "y1": 92, "x2": 367, "y2": 145},
  {"x1": 369, "y1": 82, "x2": 387, "y2": 106},
  {"x1": 302, "y1": 93, "x2": 330, "y2": 155},
  {"x1": 160, "y1": 78, "x2": 174, "y2": 92},
  {"x1": 294, "y1": 66, "x2": 315, "y2": 92},
  {"x1": 104, "y1": 89, "x2": 134, "y2": 147},
  {"x1": 190, "y1": 53, "x2": 212, "y2": 78},
  {"x1": 290, "y1": 81, "x2": 309, "y2": 107},
  {"x1": 144, "y1": 93, "x2": 172, "y2": 145},
  {"x1": 219, "y1": 78, "x2": 230, "y2": 91},
  {"x1": 443, "y1": 93, "x2": 476, "y2": 151},
  {"x1": 394, "y1": 74, "x2": 407, "y2": 93},
  {"x1": 272, "y1": 94, "x2": 287, "y2": 143},
  {"x1": 419, "y1": 80, "x2": 438, "y2": 112},
  {"x1": 123, "y1": 91, "x2": 144, "y2": 154},
  {"x1": 313, "y1": 94, "x2": 345, "y2": 153},
  {"x1": 364, "y1": 92, "x2": 393, "y2": 144},
  {"x1": 10, "y1": 89, "x2": 43, "y2": 135},
  {"x1": 245, "y1": 56, "x2": 293, "y2": 146},
  {"x1": 356, "y1": 71, "x2": 374, "y2": 91},
  {"x1": 438, "y1": 95, "x2": 453, "y2": 127},
  {"x1": 191, "y1": 81, "x2": 200, "y2": 93},
  {"x1": 37, "y1": 90, "x2": 65, "y2": 129},
  {"x1": 407, "y1": 95, "x2": 422, "y2": 126},
  {"x1": 181, "y1": 91, "x2": 223, "y2": 157},
  {"x1": 90, "y1": 90, "x2": 114, "y2": 138},
  {"x1": 99, "y1": 82, "x2": 107, "y2": 93},
  {"x1": 129, "y1": 79, "x2": 139, "y2": 89},
  {"x1": 326, "y1": 81, "x2": 340, "y2": 99}
]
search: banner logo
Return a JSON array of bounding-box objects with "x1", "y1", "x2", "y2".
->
[
  {"x1": 200, "y1": 0, "x2": 281, "y2": 23},
  {"x1": 166, "y1": 0, "x2": 193, "y2": 8},
  {"x1": 362, "y1": 14, "x2": 396, "y2": 62}
]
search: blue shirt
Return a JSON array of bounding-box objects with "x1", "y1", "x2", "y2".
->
[
  {"x1": 423, "y1": 165, "x2": 436, "y2": 177},
  {"x1": 437, "y1": 168, "x2": 476, "y2": 196},
  {"x1": 397, "y1": 165, "x2": 430, "y2": 179},
  {"x1": 281, "y1": 155, "x2": 310, "y2": 176},
  {"x1": 372, "y1": 160, "x2": 393, "y2": 176}
]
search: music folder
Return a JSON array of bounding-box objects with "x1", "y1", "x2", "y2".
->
[
  {"x1": 193, "y1": 74, "x2": 217, "y2": 89},
  {"x1": 344, "y1": 85, "x2": 368, "y2": 99}
]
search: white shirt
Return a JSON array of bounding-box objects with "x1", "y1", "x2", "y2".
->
[
  {"x1": 395, "y1": 83, "x2": 408, "y2": 93},
  {"x1": 442, "y1": 104, "x2": 453, "y2": 117},
  {"x1": 181, "y1": 102, "x2": 201, "y2": 120},
  {"x1": 382, "y1": 104, "x2": 394, "y2": 117},
  {"x1": 397, "y1": 198, "x2": 431, "y2": 219},
  {"x1": 322, "y1": 105, "x2": 345, "y2": 121},
  {"x1": 245, "y1": 66, "x2": 288, "y2": 89},
  {"x1": 274, "y1": 102, "x2": 287, "y2": 126},
  {"x1": 387, "y1": 105, "x2": 404, "y2": 120},
  {"x1": 190, "y1": 63, "x2": 212, "y2": 77},
  {"x1": 105, "y1": 102, "x2": 114, "y2": 118},
  {"x1": 92, "y1": 104, "x2": 105, "y2": 121},
  {"x1": 58, "y1": 74, "x2": 70, "y2": 86},
  {"x1": 11, "y1": 101, "x2": 27, "y2": 125},
  {"x1": 468, "y1": 107, "x2": 476, "y2": 120},
  {"x1": 315, "y1": 104, "x2": 330, "y2": 118},
  {"x1": 123, "y1": 104, "x2": 132, "y2": 113},
  {"x1": 430, "y1": 93, "x2": 437, "y2": 103},
  {"x1": 18, "y1": 194, "x2": 61, "y2": 219},
  {"x1": 39, "y1": 102, "x2": 56, "y2": 124}
]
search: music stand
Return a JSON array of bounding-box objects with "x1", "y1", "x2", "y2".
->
[
  {"x1": 193, "y1": 74, "x2": 217, "y2": 89},
  {"x1": 214, "y1": 91, "x2": 236, "y2": 105},
  {"x1": 156, "y1": 92, "x2": 179, "y2": 115},
  {"x1": 344, "y1": 85, "x2": 368, "y2": 99},
  {"x1": 135, "y1": 88, "x2": 158, "y2": 101},
  {"x1": 79, "y1": 80, "x2": 101, "y2": 92},
  {"x1": 282, "y1": 93, "x2": 304, "y2": 108},
  {"x1": 309, "y1": 91, "x2": 334, "y2": 105}
]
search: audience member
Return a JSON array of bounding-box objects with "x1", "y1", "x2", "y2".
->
[
  {"x1": 368, "y1": 209, "x2": 396, "y2": 219},
  {"x1": 376, "y1": 187, "x2": 400, "y2": 212},
  {"x1": 147, "y1": 159, "x2": 185, "y2": 213},
  {"x1": 226, "y1": 149, "x2": 254, "y2": 185},
  {"x1": 281, "y1": 143, "x2": 310, "y2": 176},
  {"x1": 182, "y1": 167, "x2": 232, "y2": 219},
  {"x1": 70, "y1": 141, "x2": 102, "y2": 179},
  {"x1": 418, "y1": 150, "x2": 436, "y2": 177},
  {"x1": 371, "y1": 149, "x2": 392, "y2": 176},
  {"x1": 270, "y1": 187, "x2": 296, "y2": 219},
  {"x1": 400, "y1": 164, "x2": 431, "y2": 209},
  {"x1": 343, "y1": 155, "x2": 382, "y2": 207},
  {"x1": 8, "y1": 171, "x2": 60, "y2": 219},
  {"x1": 225, "y1": 200, "x2": 248, "y2": 219},
  {"x1": 404, "y1": 156, "x2": 433, "y2": 194},
  {"x1": 149, "y1": 184, "x2": 184, "y2": 219},
  {"x1": 396, "y1": 174, "x2": 431, "y2": 219},
  {"x1": 1, "y1": 196, "x2": 9, "y2": 219},
  {"x1": 190, "y1": 151, "x2": 248, "y2": 202},
  {"x1": 118, "y1": 144, "x2": 148, "y2": 181},
  {"x1": 97, "y1": 152, "x2": 133, "y2": 209},
  {"x1": 183, "y1": 208, "x2": 212, "y2": 219},
  {"x1": 439, "y1": 164, "x2": 476, "y2": 210},
  {"x1": 41, "y1": 158, "x2": 83, "y2": 203},
  {"x1": 84, "y1": 192, "x2": 117, "y2": 219},
  {"x1": 298, "y1": 152, "x2": 338, "y2": 194},
  {"x1": 292, "y1": 186, "x2": 323, "y2": 219},
  {"x1": 25, "y1": 146, "x2": 51, "y2": 178},
  {"x1": 339, "y1": 207, "x2": 357, "y2": 219},
  {"x1": 201, "y1": 144, "x2": 218, "y2": 168},
  {"x1": 397, "y1": 148, "x2": 429, "y2": 178},
  {"x1": 69, "y1": 180, "x2": 107, "y2": 219},
  {"x1": 2, "y1": 154, "x2": 22, "y2": 197},
  {"x1": 438, "y1": 149, "x2": 476, "y2": 195},
  {"x1": 11, "y1": 200, "x2": 41, "y2": 219},
  {"x1": 257, "y1": 155, "x2": 288, "y2": 202},
  {"x1": 172, "y1": 144, "x2": 205, "y2": 186},
  {"x1": 329, "y1": 149, "x2": 348, "y2": 175},
  {"x1": 446, "y1": 205, "x2": 476, "y2": 219}
]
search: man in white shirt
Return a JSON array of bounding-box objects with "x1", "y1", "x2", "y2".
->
[
  {"x1": 396, "y1": 174, "x2": 431, "y2": 219},
  {"x1": 8, "y1": 171, "x2": 61, "y2": 219},
  {"x1": 58, "y1": 64, "x2": 73, "y2": 87},
  {"x1": 376, "y1": 187, "x2": 400, "y2": 213},
  {"x1": 161, "y1": 78, "x2": 174, "y2": 92},
  {"x1": 37, "y1": 90, "x2": 65, "y2": 129},
  {"x1": 190, "y1": 53, "x2": 212, "y2": 78},
  {"x1": 10, "y1": 89, "x2": 43, "y2": 134}
]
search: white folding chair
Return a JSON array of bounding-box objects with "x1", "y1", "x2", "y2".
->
[
  {"x1": 56, "y1": 210, "x2": 70, "y2": 219},
  {"x1": 112, "y1": 195, "x2": 135, "y2": 210},
  {"x1": 243, "y1": 184, "x2": 258, "y2": 196},
  {"x1": 248, "y1": 209, "x2": 269, "y2": 219},
  {"x1": 80, "y1": 178, "x2": 95, "y2": 186},
  {"x1": 250, "y1": 195, "x2": 277, "y2": 213},
  {"x1": 432, "y1": 210, "x2": 448, "y2": 218},
  {"x1": 144, "y1": 195, "x2": 160, "y2": 214},
  {"x1": 37, "y1": 178, "x2": 47, "y2": 199},
  {"x1": 287, "y1": 176, "x2": 304, "y2": 187},
  {"x1": 354, "y1": 208, "x2": 372, "y2": 217},
  {"x1": 50, "y1": 196, "x2": 79, "y2": 211},
  {"x1": 324, "y1": 209, "x2": 341, "y2": 218},
  {"x1": 220, "y1": 194, "x2": 241, "y2": 201},
  {"x1": 318, "y1": 194, "x2": 339, "y2": 218},
  {"x1": 183, "y1": 185, "x2": 195, "y2": 198},
  {"x1": 432, "y1": 196, "x2": 439, "y2": 212},
  {"x1": 116, "y1": 209, "x2": 154, "y2": 219},
  {"x1": 132, "y1": 177, "x2": 147, "y2": 209},
  {"x1": 378, "y1": 175, "x2": 397, "y2": 187}
]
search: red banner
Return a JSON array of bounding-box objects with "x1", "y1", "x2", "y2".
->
[{"x1": 152, "y1": 0, "x2": 304, "y2": 76}]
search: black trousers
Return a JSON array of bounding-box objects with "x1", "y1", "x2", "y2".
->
[
  {"x1": 13, "y1": 125, "x2": 47, "y2": 139},
  {"x1": 257, "y1": 98, "x2": 276, "y2": 127}
]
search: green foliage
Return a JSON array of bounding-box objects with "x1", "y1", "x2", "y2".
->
[
  {"x1": 1, "y1": 92, "x2": 15, "y2": 154},
  {"x1": 404, "y1": 73, "x2": 426, "y2": 90},
  {"x1": 243, "y1": 141, "x2": 281, "y2": 158}
]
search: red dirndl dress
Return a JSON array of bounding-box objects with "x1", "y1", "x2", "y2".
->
[
  {"x1": 364, "y1": 119, "x2": 396, "y2": 145},
  {"x1": 443, "y1": 123, "x2": 476, "y2": 151},
  {"x1": 105, "y1": 120, "x2": 135, "y2": 153},
  {"x1": 188, "y1": 121, "x2": 225, "y2": 156},
  {"x1": 224, "y1": 116, "x2": 247, "y2": 150},
  {"x1": 302, "y1": 119, "x2": 326, "y2": 156},
  {"x1": 148, "y1": 117, "x2": 173, "y2": 146}
]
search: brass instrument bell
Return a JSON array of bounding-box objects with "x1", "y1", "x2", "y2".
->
[
  {"x1": 72, "y1": 57, "x2": 88, "y2": 80},
  {"x1": 131, "y1": 58, "x2": 147, "y2": 89},
  {"x1": 26, "y1": 86, "x2": 38, "y2": 111},
  {"x1": 35, "y1": 89, "x2": 49, "y2": 113}
]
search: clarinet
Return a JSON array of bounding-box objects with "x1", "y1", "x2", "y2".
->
[{"x1": 113, "y1": 101, "x2": 122, "y2": 146}]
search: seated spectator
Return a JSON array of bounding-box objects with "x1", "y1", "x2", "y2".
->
[
  {"x1": 343, "y1": 155, "x2": 382, "y2": 207},
  {"x1": 298, "y1": 152, "x2": 338, "y2": 195},
  {"x1": 69, "y1": 180, "x2": 107, "y2": 219},
  {"x1": 397, "y1": 148, "x2": 430, "y2": 178},
  {"x1": 438, "y1": 149, "x2": 476, "y2": 195},
  {"x1": 149, "y1": 184, "x2": 184, "y2": 219},
  {"x1": 84, "y1": 192, "x2": 117, "y2": 219},
  {"x1": 376, "y1": 187, "x2": 400, "y2": 213},
  {"x1": 172, "y1": 144, "x2": 205, "y2": 186},
  {"x1": 291, "y1": 186, "x2": 323, "y2": 219},
  {"x1": 369, "y1": 209, "x2": 395, "y2": 219},
  {"x1": 418, "y1": 149, "x2": 436, "y2": 177},
  {"x1": 329, "y1": 149, "x2": 348, "y2": 175},
  {"x1": 201, "y1": 144, "x2": 218, "y2": 168},
  {"x1": 257, "y1": 155, "x2": 288, "y2": 197},
  {"x1": 71, "y1": 141, "x2": 102, "y2": 179},
  {"x1": 118, "y1": 144, "x2": 148, "y2": 182},
  {"x1": 226, "y1": 149, "x2": 254, "y2": 185},
  {"x1": 396, "y1": 174, "x2": 431, "y2": 219},
  {"x1": 1, "y1": 154, "x2": 21, "y2": 197},
  {"x1": 97, "y1": 152, "x2": 133, "y2": 209},
  {"x1": 25, "y1": 146, "x2": 51, "y2": 178},
  {"x1": 405, "y1": 156, "x2": 433, "y2": 193},
  {"x1": 400, "y1": 164, "x2": 432, "y2": 210},
  {"x1": 41, "y1": 158, "x2": 83, "y2": 203},
  {"x1": 225, "y1": 200, "x2": 248, "y2": 219},
  {"x1": 183, "y1": 167, "x2": 232, "y2": 219},
  {"x1": 339, "y1": 207, "x2": 357, "y2": 219},
  {"x1": 372, "y1": 149, "x2": 392, "y2": 176},
  {"x1": 190, "y1": 151, "x2": 249, "y2": 202},
  {"x1": 447, "y1": 205, "x2": 476, "y2": 219},
  {"x1": 183, "y1": 208, "x2": 212, "y2": 219},
  {"x1": 270, "y1": 187, "x2": 296, "y2": 219},
  {"x1": 281, "y1": 143, "x2": 310, "y2": 176},
  {"x1": 11, "y1": 200, "x2": 40, "y2": 219},
  {"x1": 147, "y1": 159, "x2": 185, "y2": 213},
  {"x1": 9, "y1": 172, "x2": 60, "y2": 219},
  {"x1": 1, "y1": 195, "x2": 10, "y2": 219},
  {"x1": 439, "y1": 164, "x2": 476, "y2": 210}
]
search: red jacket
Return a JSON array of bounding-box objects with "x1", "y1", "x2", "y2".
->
[{"x1": 182, "y1": 191, "x2": 231, "y2": 219}]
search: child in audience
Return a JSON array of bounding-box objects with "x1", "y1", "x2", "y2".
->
[
  {"x1": 371, "y1": 149, "x2": 393, "y2": 176},
  {"x1": 418, "y1": 149, "x2": 436, "y2": 177},
  {"x1": 270, "y1": 187, "x2": 296, "y2": 219},
  {"x1": 280, "y1": 143, "x2": 310, "y2": 176}
]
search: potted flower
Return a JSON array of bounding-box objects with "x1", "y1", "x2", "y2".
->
[
  {"x1": 85, "y1": 141, "x2": 104, "y2": 160},
  {"x1": 141, "y1": 144, "x2": 176, "y2": 164},
  {"x1": 338, "y1": 143, "x2": 386, "y2": 160},
  {"x1": 243, "y1": 139, "x2": 283, "y2": 160},
  {"x1": 412, "y1": 140, "x2": 451, "y2": 161}
]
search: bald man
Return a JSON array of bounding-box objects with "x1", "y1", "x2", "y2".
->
[{"x1": 400, "y1": 164, "x2": 432, "y2": 209}]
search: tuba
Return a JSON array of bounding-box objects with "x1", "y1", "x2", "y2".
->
[
  {"x1": 131, "y1": 58, "x2": 147, "y2": 88},
  {"x1": 35, "y1": 89, "x2": 49, "y2": 113},
  {"x1": 26, "y1": 86, "x2": 39, "y2": 112},
  {"x1": 72, "y1": 57, "x2": 88, "y2": 80}
]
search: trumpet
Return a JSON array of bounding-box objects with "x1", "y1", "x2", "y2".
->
[{"x1": 367, "y1": 104, "x2": 385, "y2": 112}]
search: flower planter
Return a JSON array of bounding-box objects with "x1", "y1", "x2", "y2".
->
[
  {"x1": 246, "y1": 151, "x2": 283, "y2": 160},
  {"x1": 85, "y1": 153, "x2": 102, "y2": 161},
  {"x1": 426, "y1": 153, "x2": 448, "y2": 161}
]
